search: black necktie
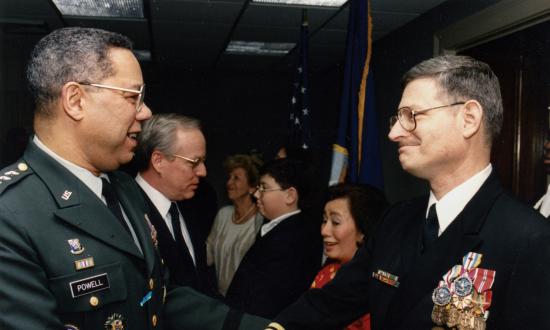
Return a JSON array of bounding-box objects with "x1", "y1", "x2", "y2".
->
[
  {"x1": 169, "y1": 202, "x2": 184, "y2": 247},
  {"x1": 422, "y1": 204, "x2": 439, "y2": 252},
  {"x1": 101, "y1": 178, "x2": 131, "y2": 235}
]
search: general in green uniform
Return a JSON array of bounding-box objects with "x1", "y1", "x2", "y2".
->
[{"x1": 0, "y1": 27, "x2": 268, "y2": 330}]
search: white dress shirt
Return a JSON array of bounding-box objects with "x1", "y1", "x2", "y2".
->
[
  {"x1": 427, "y1": 164, "x2": 492, "y2": 236},
  {"x1": 534, "y1": 183, "x2": 550, "y2": 217},
  {"x1": 260, "y1": 209, "x2": 301, "y2": 237},
  {"x1": 135, "y1": 173, "x2": 196, "y2": 265}
]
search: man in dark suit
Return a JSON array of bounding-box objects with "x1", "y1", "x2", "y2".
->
[
  {"x1": 268, "y1": 55, "x2": 550, "y2": 330},
  {"x1": 0, "y1": 27, "x2": 267, "y2": 330},
  {"x1": 225, "y1": 158, "x2": 322, "y2": 318},
  {"x1": 134, "y1": 113, "x2": 215, "y2": 294}
]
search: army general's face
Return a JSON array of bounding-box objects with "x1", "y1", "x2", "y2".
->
[{"x1": 79, "y1": 47, "x2": 152, "y2": 173}]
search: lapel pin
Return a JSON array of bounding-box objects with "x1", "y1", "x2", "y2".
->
[
  {"x1": 144, "y1": 214, "x2": 158, "y2": 248},
  {"x1": 68, "y1": 238, "x2": 85, "y2": 255},
  {"x1": 61, "y1": 190, "x2": 73, "y2": 200}
]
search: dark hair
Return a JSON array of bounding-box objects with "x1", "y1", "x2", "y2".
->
[
  {"x1": 260, "y1": 158, "x2": 309, "y2": 208},
  {"x1": 326, "y1": 183, "x2": 388, "y2": 241},
  {"x1": 134, "y1": 113, "x2": 201, "y2": 171},
  {"x1": 402, "y1": 55, "x2": 503, "y2": 144},
  {"x1": 224, "y1": 154, "x2": 263, "y2": 188},
  {"x1": 26, "y1": 27, "x2": 133, "y2": 117}
]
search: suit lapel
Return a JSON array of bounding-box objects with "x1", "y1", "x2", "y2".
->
[
  {"x1": 141, "y1": 191, "x2": 198, "y2": 279},
  {"x1": 24, "y1": 142, "x2": 142, "y2": 259},
  {"x1": 384, "y1": 173, "x2": 503, "y2": 325}
]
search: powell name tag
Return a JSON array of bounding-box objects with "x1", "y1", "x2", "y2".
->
[{"x1": 69, "y1": 273, "x2": 110, "y2": 298}]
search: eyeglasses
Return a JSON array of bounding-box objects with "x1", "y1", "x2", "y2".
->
[
  {"x1": 389, "y1": 102, "x2": 465, "y2": 132},
  {"x1": 172, "y1": 154, "x2": 206, "y2": 169},
  {"x1": 79, "y1": 82, "x2": 146, "y2": 112},
  {"x1": 255, "y1": 185, "x2": 285, "y2": 194}
]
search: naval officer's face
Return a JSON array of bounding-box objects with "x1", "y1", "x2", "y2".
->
[
  {"x1": 388, "y1": 77, "x2": 465, "y2": 181},
  {"x1": 79, "y1": 47, "x2": 152, "y2": 173}
]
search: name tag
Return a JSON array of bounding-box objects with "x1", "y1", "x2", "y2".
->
[{"x1": 69, "y1": 273, "x2": 110, "y2": 298}]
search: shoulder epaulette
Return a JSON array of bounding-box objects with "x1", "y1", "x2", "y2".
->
[{"x1": 0, "y1": 162, "x2": 33, "y2": 195}]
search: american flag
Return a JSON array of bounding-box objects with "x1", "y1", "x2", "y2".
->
[{"x1": 288, "y1": 10, "x2": 311, "y2": 150}]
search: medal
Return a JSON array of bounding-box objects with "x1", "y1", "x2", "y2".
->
[
  {"x1": 473, "y1": 315, "x2": 486, "y2": 330},
  {"x1": 454, "y1": 275, "x2": 473, "y2": 297},
  {"x1": 431, "y1": 305, "x2": 447, "y2": 325},
  {"x1": 457, "y1": 308, "x2": 475, "y2": 330},
  {"x1": 446, "y1": 305, "x2": 460, "y2": 328},
  {"x1": 432, "y1": 284, "x2": 452, "y2": 306},
  {"x1": 452, "y1": 293, "x2": 472, "y2": 310},
  {"x1": 431, "y1": 252, "x2": 496, "y2": 328},
  {"x1": 104, "y1": 313, "x2": 125, "y2": 330}
]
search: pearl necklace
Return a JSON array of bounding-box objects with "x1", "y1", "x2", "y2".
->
[{"x1": 232, "y1": 204, "x2": 256, "y2": 224}]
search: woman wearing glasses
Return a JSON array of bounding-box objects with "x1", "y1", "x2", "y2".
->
[{"x1": 206, "y1": 154, "x2": 263, "y2": 296}]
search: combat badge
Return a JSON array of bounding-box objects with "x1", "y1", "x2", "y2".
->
[
  {"x1": 104, "y1": 313, "x2": 125, "y2": 330},
  {"x1": 68, "y1": 238, "x2": 85, "y2": 254}
]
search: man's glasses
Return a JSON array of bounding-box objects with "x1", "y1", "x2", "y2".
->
[
  {"x1": 79, "y1": 82, "x2": 145, "y2": 112},
  {"x1": 255, "y1": 185, "x2": 285, "y2": 194},
  {"x1": 389, "y1": 102, "x2": 465, "y2": 132},
  {"x1": 172, "y1": 154, "x2": 206, "y2": 170}
]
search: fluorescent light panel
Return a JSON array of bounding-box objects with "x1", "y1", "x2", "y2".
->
[
  {"x1": 226, "y1": 41, "x2": 295, "y2": 56},
  {"x1": 252, "y1": 0, "x2": 347, "y2": 8},
  {"x1": 52, "y1": 0, "x2": 144, "y2": 18}
]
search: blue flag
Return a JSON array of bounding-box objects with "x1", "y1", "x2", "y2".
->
[
  {"x1": 288, "y1": 10, "x2": 312, "y2": 150},
  {"x1": 329, "y1": 0, "x2": 383, "y2": 189}
]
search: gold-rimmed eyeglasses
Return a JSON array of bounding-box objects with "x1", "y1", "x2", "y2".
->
[
  {"x1": 172, "y1": 154, "x2": 206, "y2": 169},
  {"x1": 79, "y1": 82, "x2": 146, "y2": 112},
  {"x1": 389, "y1": 102, "x2": 465, "y2": 132}
]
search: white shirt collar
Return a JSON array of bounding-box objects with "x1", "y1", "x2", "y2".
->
[
  {"x1": 33, "y1": 135, "x2": 103, "y2": 199},
  {"x1": 260, "y1": 209, "x2": 301, "y2": 237},
  {"x1": 135, "y1": 173, "x2": 172, "y2": 219},
  {"x1": 428, "y1": 164, "x2": 492, "y2": 236}
]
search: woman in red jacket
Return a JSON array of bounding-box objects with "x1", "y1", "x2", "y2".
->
[{"x1": 311, "y1": 183, "x2": 387, "y2": 330}]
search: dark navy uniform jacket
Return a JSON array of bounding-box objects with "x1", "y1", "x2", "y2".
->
[
  {"x1": 274, "y1": 173, "x2": 550, "y2": 329},
  {"x1": 0, "y1": 140, "x2": 267, "y2": 330}
]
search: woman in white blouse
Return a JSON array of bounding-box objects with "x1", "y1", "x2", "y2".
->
[{"x1": 206, "y1": 154, "x2": 264, "y2": 295}]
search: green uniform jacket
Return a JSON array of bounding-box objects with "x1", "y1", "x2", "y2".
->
[{"x1": 0, "y1": 140, "x2": 268, "y2": 330}]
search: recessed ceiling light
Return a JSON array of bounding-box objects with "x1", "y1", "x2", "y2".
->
[
  {"x1": 252, "y1": 0, "x2": 347, "y2": 8},
  {"x1": 225, "y1": 41, "x2": 295, "y2": 56},
  {"x1": 51, "y1": 0, "x2": 144, "y2": 18}
]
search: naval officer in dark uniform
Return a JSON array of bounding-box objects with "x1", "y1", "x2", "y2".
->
[
  {"x1": 0, "y1": 27, "x2": 267, "y2": 330},
  {"x1": 268, "y1": 56, "x2": 550, "y2": 329}
]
